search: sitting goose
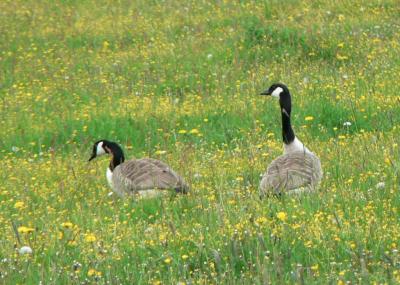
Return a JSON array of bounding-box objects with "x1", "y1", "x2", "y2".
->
[
  {"x1": 259, "y1": 83, "x2": 322, "y2": 196},
  {"x1": 89, "y1": 140, "x2": 189, "y2": 198}
]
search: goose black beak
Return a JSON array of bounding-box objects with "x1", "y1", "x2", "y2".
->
[
  {"x1": 88, "y1": 154, "x2": 96, "y2": 162},
  {"x1": 260, "y1": 90, "x2": 271, "y2": 96}
]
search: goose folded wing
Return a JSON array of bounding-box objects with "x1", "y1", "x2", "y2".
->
[
  {"x1": 264, "y1": 151, "x2": 321, "y2": 192},
  {"x1": 114, "y1": 158, "x2": 188, "y2": 193}
]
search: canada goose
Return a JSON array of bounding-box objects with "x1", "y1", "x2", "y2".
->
[
  {"x1": 88, "y1": 140, "x2": 189, "y2": 198},
  {"x1": 259, "y1": 83, "x2": 322, "y2": 196}
]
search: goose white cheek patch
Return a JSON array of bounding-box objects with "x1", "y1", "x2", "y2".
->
[
  {"x1": 96, "y1": 141, "x2": 106, "y2": 156},
  {"x1": 271, "y1": 87, "x2": 283, "y2": 98}
]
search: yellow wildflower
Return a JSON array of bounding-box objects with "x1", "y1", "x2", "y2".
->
[
  {"x1": 336, "y1": 53, "x2": 348, "y2": 60},
  {"x1": 305, "y1": 116, "x2": 314, "y2": 121},
  {"x1": 311, "y1": 264, "x2": 319, "y2": 271},
  {"x1": 255, "y1": 216, "x2": 267, "y2": 225},
  {"x1": 277, "y1": 212, "x2": 287, "y2": 222},
  {"x1": 87, "y1": 269, "x2": 96, "y2": 277},
  {"x1": 61, "y1": 222, "x2": 73, "y2": 229},
  {"x1": 85, "y1": 233, "x2": 96, "y2": 242},
  {"x1": 18, "y1": 226, "x2": 34, "y2": 234},
  {"x1": 14, "y1": 201, "x2": 25, "y2": 209}
]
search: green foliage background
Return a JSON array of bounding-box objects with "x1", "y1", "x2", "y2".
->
[{"x1": 0, "y1": 0, "x2": 399, "y2": 284}]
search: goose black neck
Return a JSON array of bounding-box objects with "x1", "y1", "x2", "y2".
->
[
  {"x1": 106, "y1": 142, "x2": 125, "y2": 171},
  {"x1": 279, "y1": 91, "x2": 295, "y2": 144}
]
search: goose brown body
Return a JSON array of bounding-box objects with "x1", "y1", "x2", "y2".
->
[
  {"x1": 111, "y1": 158, "x2": 189, "y2": 197},
  {"x1": 259, "y1": 150, "x2": 322, "y2": 196}
]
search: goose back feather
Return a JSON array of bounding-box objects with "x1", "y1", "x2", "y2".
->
[
  {"x1": 260, "y1": 150, "x2": 322, "y2": 196},
  {"x1": 112, "y1": 158, "x2": 189, "y2": 197}
]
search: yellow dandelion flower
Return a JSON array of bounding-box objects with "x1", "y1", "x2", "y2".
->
[
  {"x1": 61, "y1": 222, "x2": 73, "y2": 229},
  {"x1": 178, "y1": 129, "x2": 187, "y2": 134},
  {"x1": 155, "y1": 150, "x2": 166, "y2": 155},
  {"x1": 18, "y1": 226, "x2": 35, "y2": 234},
  {"x1": 189, "y1": 128, "x2": 199, "y2": 134},
  {"x1": 87, "y1": 269, "x2": 96, "y2": 277},
  {"x1": 67, "y1": 240, "x2": 78, "y2": 246},
  {"x1": 311, "y1": 264, "x2": 319, "y2": 271},
  {"x1": 305, "y1": 116, "x2": 314, "y2": 121},
  {"x1": 336, "y1": 53, "x2": 348, "y2": 60},
  {"x1": 14, "y1": 201, "x2": 25, "y2": 209},
  {"x1": 181, "y1": 254, "x2": 189, "y2": 260},
  {"x1": 85, "y1": 233, "x2": 96, "y2": 242},
  {"x1": 164, "y1": 257, "x2": 172, "y2": 264},
  {"x1": 256, "y1": 216, "x2": 267, "y2": 225},
  {"x1": 276, "y1": 212, "x2": 287, "y2": 222}
]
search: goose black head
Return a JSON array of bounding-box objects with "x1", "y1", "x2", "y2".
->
[
  {"x1": 260, "y1": 83, "x2": 291, "y2": 116},
  {"x1": 88, "y1": 140, "x2": 125, "y2": 170},
  {"x1": 88, "y1": 140, "x2": 111, "y2": 161}
]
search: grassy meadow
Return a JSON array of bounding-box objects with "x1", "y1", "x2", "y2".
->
[{"x1": 1, "y1": 0, "x2": 400, "y2": 284}]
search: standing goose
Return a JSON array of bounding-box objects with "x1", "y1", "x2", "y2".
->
[
  {"x1": 89, "y1": 140, "x2": 189, "y2": 198},
  {"x1": 259, "y1": 83, "x2": 322, "y2": 196}
]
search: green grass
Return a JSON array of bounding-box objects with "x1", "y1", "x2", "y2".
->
[{"x1": 0, "y1": 0, "x2": 399, "y2": 284}]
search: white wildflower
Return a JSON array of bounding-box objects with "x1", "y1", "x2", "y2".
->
[
  {"x1": 19, "y1": 246, "x2": 32, "y2": 255},
  {"x1": 194, "y1": 173, "x2": 202, "y2": 179},
  {"x1": 375, "y1": 182, "x2": 385, "y2": 190}
]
